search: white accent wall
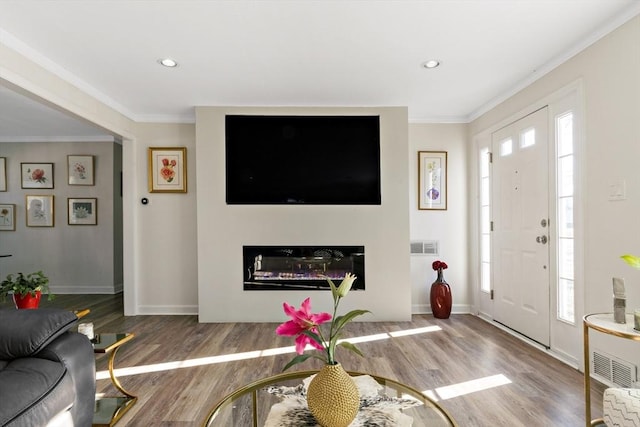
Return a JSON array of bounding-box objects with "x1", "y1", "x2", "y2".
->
[{"x1": 195, "y1": 106, "x2": 412, "y2": 322}]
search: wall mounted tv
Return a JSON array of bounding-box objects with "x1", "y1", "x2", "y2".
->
[{"x1": 225, "y1": 115, "x2": 381, "y2": 205}]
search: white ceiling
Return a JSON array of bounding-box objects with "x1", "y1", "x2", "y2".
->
[{"x1": 1, "y1": 0, "x2": 639, "y2": 141}]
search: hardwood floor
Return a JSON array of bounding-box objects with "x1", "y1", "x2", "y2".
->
[{"x1": 4, "y1": 294, "x2": 606, "y2": 426}]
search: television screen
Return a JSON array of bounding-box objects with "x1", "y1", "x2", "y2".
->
[{"x1": 225, "y1": 115, "x2": 381, "y2": 205}]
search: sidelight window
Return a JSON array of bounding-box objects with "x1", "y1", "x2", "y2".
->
[{"x1": 557, "y1": 112, "x2": 575, "y2": 323}]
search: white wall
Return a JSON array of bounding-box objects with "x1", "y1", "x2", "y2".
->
[
  {"x1": 469, "y1": 15, "x2": 640, "y2": 369},
  {"x1": 195, "y1": 106, "x2": 412, "y2": 322},
  {"x1": 131, "y1": 122, "x2": 198, "y2": 314},
  {"x1": 408, "y1": 123, "x2": 470, "y2": 314},
  {"x1": 0, "y1": 141, "x2": 121, "y2": 293}
]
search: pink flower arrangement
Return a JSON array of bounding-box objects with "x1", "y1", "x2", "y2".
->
[
  {"x1": 276, "y1": 273, "x2": 370, "y2": 370},
  {"x1": 432, "y1": 260, "x2": 448, "y2": 271}
]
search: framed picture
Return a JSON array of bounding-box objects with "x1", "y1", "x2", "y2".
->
[
  {"x1": 21, "y1": 163, "x2": 54, "y2": 189},
  {"x1": 0, "y1": 204, "x2": 15, "y2": 231},
  {"x1": 0, "y1": 157, "x2": 6, "y2": 191},
  {"x1": 26, "y1": 195, "x2": 54, "y2": 227},
  {"x1": 418, "y1": 151, "x2": 447, "y2": 210},
  {"x1": 68, "y1": 198, "x2": 97, "y2": 225},
  {"x1": 148, "y1": 147, "x2": 187, "y2": 193},
  {"x1": 68, "y1": 155, "x2": 94, "y2": 185}
]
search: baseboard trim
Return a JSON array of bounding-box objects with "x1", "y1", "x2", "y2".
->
[
  {"x1": 51, "y1": 286, "x2": 119, "y2": 294},
  {"x1": 412, "y1": 303, "x2": 471, "y2": 315},
  {"x1": 137, "y1": 305, "x2": 198, "y2": 315}
]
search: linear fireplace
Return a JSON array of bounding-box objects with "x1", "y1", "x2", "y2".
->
[{"x1": 243, "y1": 246, "x2": 365, "y2": 291}]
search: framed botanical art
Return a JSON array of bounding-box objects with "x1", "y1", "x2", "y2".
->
[
  {"x1": 21, "y1": 163, "x2": 54, "y2": 189},
  {"x1": 0, "y1": 157, "x2": 6, "y2": 191},
  {"x1": 68, "y1": 155, "x2": 95, "y2": 185},
  {"x1": 68, "y1": 198, "x2": 97, "y2": 225},
  {"x1": 0, "y1": 204, "x2": 15, "y2": 231},
  {"x1": 148, "y1": 147, "x2": 187, "y2": 193},
  {"x1": 26, "y1": 195, "x2": 54, "y2": 227},
  {"x1": 418, "y1": 151, "x2": 447, "y2": 210}
]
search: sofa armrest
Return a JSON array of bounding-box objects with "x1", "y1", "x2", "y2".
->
[
  {"x1": 38, "y1": 332, "x2": 96, "y2": 427},
  {"x1": 0, "y1": 309, "x2": 77, "y2": 359}
]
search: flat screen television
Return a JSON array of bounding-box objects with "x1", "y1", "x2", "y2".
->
[{"x1": 225, "y1": 115, "x2": 381, "y2": 205}]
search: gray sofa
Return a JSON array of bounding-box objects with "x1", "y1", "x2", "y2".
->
[{"x1": 0, "y1": 308, "x2": 96, "y2": 427}]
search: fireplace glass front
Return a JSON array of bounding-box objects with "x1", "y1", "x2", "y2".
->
[{"x1": 243, "y1": 246, "x2": 365, "y2": 291}]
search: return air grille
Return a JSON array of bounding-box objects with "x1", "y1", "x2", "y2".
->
[
  {"x1": 592, "y1": 350, "x2": 636, "y2": 388},
  {"x1": 410, "y1": 240, "x2": 439, "y2": 256}
]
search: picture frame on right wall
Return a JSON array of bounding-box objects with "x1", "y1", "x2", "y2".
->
[{"x1": 418, "y1": 151, "x2": 447, "y2": 210}]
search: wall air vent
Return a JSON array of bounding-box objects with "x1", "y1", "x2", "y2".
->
[
  {"x1": 410, "y1": 240, "x2": 439, "y2": 256},
  {"x1": 592, "y1": 349, "x2": 637, "y2": 388}
]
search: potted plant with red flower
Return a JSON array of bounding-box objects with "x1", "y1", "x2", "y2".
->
[
  {"x1": 0, "y1": 271, "x2": 53, "y2": 309},
  {"x1": 430, "y1": 260, "x2": 452, "y2": 319}
]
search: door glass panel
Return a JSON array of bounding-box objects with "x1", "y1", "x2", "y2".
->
[
  {"x1": 479, "y1": 147, "x2": 491, "y2": 294},
  {"x1": 520, "y1": 128, "x2": 535, "y2": 148},
  {"x1": 558, "y1": 278, "x2": 574, "y2": 322},
  {"x1": 557, "y1": 113, "x2": 573, "y2": 157},
  {"x1": 558, "y1": 197, "x2": 573, "y2": 238},
  {"x1": 556, "y1": 110, "x2": 575, "y2": 324},
  {"x1": 481, "y1": 262, "x2": 491, "y2": 293},
  {"x1": 482, "y1": 235, "x2": 491, "y2": 262},
  {"x1": 558, "y1": 156, "x2": 573, "y2": 197},
  {"x1": 558, "y1": 238, "x2": 574, "y2": 280},
  {"x1": 481, "y1": 177, "x2": 490, "y2": 206},
  {"x1": 500, "y1": 139, "x2": 513, "y2": 156}
]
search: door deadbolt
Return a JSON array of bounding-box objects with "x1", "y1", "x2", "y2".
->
[
  {"x1": 536, "y1": 235, "x2": 548, "y2": 244},
  {"x1": 540, "y1": 218, "x2": 547, "y2": 227}
]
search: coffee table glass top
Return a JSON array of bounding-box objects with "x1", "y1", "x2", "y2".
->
[
  {"x1": 92, "y1": 333, "x2": 134, "y2": 353},
  {"x1": 203, "y1": 370, "x2": 457, "y2": 426}
]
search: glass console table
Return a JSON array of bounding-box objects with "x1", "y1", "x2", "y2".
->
[
  {"x1": 583, "y1": 313, "x2": 640, "y2": 427},
  {"x1": 203, "y1": 370, "x2": 457, "y2": 426}
]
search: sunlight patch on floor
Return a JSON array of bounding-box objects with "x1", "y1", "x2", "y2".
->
[
  {"x1": 422, "y1": 374, "x2": 512, "y2": 401},
  {"x1": 95, "y1": 325, "x2": 443, "y2": 380}
]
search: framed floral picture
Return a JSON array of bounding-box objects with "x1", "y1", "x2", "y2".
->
[
  {"x1": 68, "y1": 198, "x2": 97, "y2": 225},
  {"x1": 26, "y1": 195, "x2": 54, "y2": 227},
  {"x1": 21, "y1": 163, "x2": 54, "y2": 189},
  {"x1": 148, "y1": 147, "x2": 187, "y2": 193},
  {"x1": 68, "y1": 155, "x2": 94, "y2": 185},
  {"x1": 418, "y1": 151, "x2": 447, "y2": 210},
  {"x1": 0, "y1": 157, "x2": 6, "y2": 191},
  {"x1": 0, "y1": 204, "x2": 15, "y2": 231}
]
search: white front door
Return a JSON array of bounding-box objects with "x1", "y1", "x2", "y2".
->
[{"x1": 491, "y1": 107, "x2": 550, "y2": 347}]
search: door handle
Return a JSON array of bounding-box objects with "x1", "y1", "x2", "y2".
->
[{"x1": 536, "y1": 235, "x2": 548, "y2": 244}]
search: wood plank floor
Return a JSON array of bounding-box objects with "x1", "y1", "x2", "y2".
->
[{"x1": 3, "y1": 294, "x2": 606, "y2": 426}]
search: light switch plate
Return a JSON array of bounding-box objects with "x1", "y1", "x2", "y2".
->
[{"x1": 608, "y1": 179, "x2": 626, "y2": 201}]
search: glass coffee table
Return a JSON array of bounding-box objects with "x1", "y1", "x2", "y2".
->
[{"x1": 203, "y1": 370, "x2": 457, "y2": 426}]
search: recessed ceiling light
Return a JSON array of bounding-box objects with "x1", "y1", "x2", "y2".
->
[
  {"x1": 158, "y1": 58, "x2": 178, "y2": 68},
  {"x1": 422, "y1": 60, "x2": 441, "y2": 69}
]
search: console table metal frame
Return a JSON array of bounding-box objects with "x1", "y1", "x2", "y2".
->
[{"x1": 583, "y1": 312, "x2": 640, "y2": 427}]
